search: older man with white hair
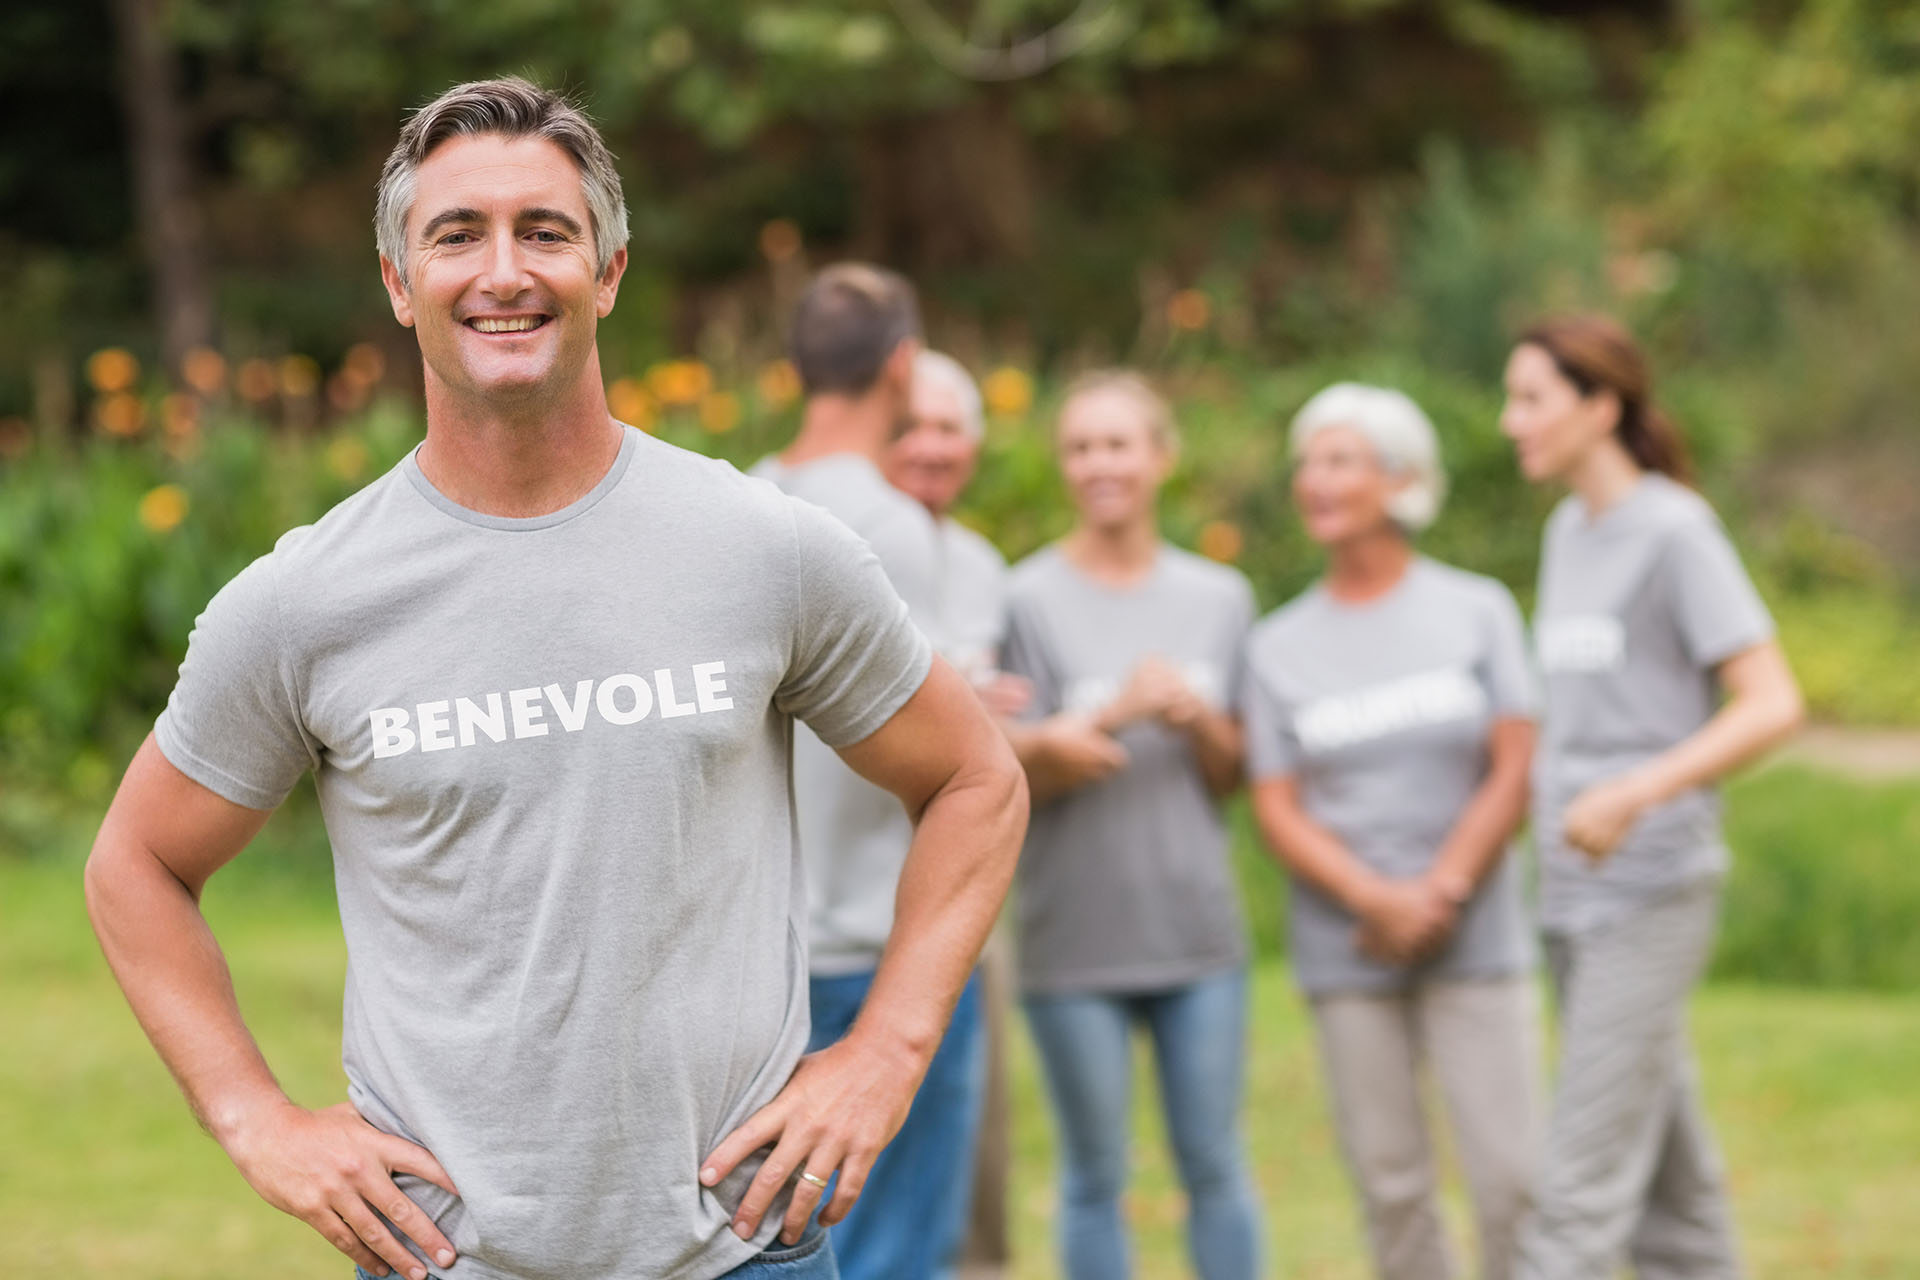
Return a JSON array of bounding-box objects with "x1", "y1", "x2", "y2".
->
[{"x1": 1243, "y1": 383, "x2": 1544, "y2": 1280}]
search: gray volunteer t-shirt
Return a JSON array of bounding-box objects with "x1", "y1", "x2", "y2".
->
[
  {"x1": 1532, "y1": 473, "x2": 1773, "y2": 934},
  {"x1": 1001, "y1": 544, "x2": 1254, "y2": 994},
  {"x1": 933, "y1": 516, "x2": 1009, "y2": 682},
  {"x1": 156, "y1": 426, "x2": 931, "y2": 1280},
  {"x1": 749, "y1": 454, "x2": 943, "y2": 975},
  {"x1": 1242, "y1": 558, "x2": 1537, "y2": 996}
]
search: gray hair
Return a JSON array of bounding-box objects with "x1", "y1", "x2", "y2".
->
[
  {"x1": 914, "y1": 350, "x2": 984, "y2": 440},
  {"x1": 375, "y1": 77, "x2": 629, "y2": 290},
  {"x1": 1290, "y1": 382, "x2": 1448, "y2": 532}
]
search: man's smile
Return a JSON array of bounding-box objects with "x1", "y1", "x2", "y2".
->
[{"x1": 464, "y1": 314, "x2": 551, "y2": 334}]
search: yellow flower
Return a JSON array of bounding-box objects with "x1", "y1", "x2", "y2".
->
[
  {"x1": 279, "y1": 354, "x2": 322, "y2": 398},
  {"x1": 181, "y1": 347, "x2": 227, "y2": 396},
  {"x1": 699, "y1": 391, "x2": 742, "y2": 434},
  {"x1": 138, "y1": 484, "x2": 190, "y2": 534},
  {"x1": 326, "y1": 436, "x2": 370, "y2": 483},
  {"x1": 1197, "y1": 519, "x2": 1243, "y2": 564},
  {"x1": 646, "y1": 359, "x2": 713, "y2": 407},
  {"x1": 87, "y1": 348, "x2": 140, "y2": 394},
  {"x1": 982, "y1": 367, "x2": 1033, "y2": 419},
  {"x1": 93, "y1": 392, "x2": 146, "y2": 438},
  {"x1": 756, "y1": 359, "x2": 800, "y2": 409},
  {"x1": 607, "y1": 377, "x2": 655, "y2": 429},
  {"x1": 1167, "y1": 289, "x2": 1211, "y2": 332}
]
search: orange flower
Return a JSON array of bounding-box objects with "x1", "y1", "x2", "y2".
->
[
  {"x1": 607, "y1": 377, "x2": 655, "y2": 429},
  {"x1": 756, "y1": 359, "x2": 800, "y2": 409},
  {"x1": 982, "y1": 367, "x2": 1033, "y2": 419},
  {"x1": 646, "y1": 359, "x2": 713, "y2": 407},
  {"x1": 343, "y1": 342, "x2": 387, "y2": 386},
  {"x1": 138, "y1": 484, "x2": 190, "y2": 534},
  {"x1": 1167, "y1": 289, "x2": 1211, "y2": 332},
  {"x1": 181, "y1": 347, "x2": 227, "y2": 396},
  {"x1": 1197, "y1": 519, "x2": 1243, "y2": 564},
  {"x1": 698, "y1": 391, "x2": 742, "y2": 434},
  {"x1": 236, "y1": 358, "x2": 278, "y2": 403},
  {"x1": 94, "y1": 392, "x2": 146, "y2": 438},
  {"x1": 87, "y1": 348, "x2": 140, "y2": 394},
  {"x1": 759, "y1": 219, "x2": 802, "y2": 263}
]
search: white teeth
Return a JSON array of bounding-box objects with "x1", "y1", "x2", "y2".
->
[{"x1": 471, "y1": 316, "x2": 543, "y2": 333}]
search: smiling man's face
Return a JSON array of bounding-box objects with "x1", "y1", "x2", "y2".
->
[{"x1": 381, "y1": 132, "x2": 625, "y2": 409}]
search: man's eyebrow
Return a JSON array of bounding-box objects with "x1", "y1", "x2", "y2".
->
[
  {"x1": 518, "y1": 207, "x2": 585, "y2": 237},
  {"x1": 418, "y1": 207, "x2": 484, "y2": 240}
]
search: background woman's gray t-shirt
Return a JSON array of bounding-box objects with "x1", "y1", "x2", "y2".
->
[
  {"x1": 154, "y1": 427, "x2": 932, "y2": 1280},
  {"x1": 1001, "y1": 544, "x2": 1254, "y2": 995},
  {"x1": 1242, "y1": 558, "x2": 1537, "y2": 996},
  {"x1": 1532, "y1": 474, "x2": 1774, "y2": 934}
]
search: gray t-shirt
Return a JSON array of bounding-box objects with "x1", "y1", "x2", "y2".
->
[
  {"x1": 932, "y1": 516, "x2": 1009, "y2": 682},
  {"x1": 1001, "y1": 544, "x2": 1254, "y2": 994},
  {"x1": 156, "y1": 426, "x2": 932, "y2": 1280},
  {"x1": 1243, "y1": 558, "x2": 1537, "y2": 995},
  {"x1": 748, "y1": 454, "x2": 943, "y2": 975},
  {"x1": 1532, "y1": 474, "x2": 1774, "y2": 934}
]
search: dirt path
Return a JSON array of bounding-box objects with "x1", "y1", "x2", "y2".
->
[{"x1": 1779, "y1": 725, "x2": 1920, "y2": 782}]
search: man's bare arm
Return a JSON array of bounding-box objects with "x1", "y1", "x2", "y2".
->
[
  {"x1": 86, "y1": 735, "x2": 460, "y2": 1280},
  {"x1": 701, "y1": 657, "x2": 1029, "y2": 1244}
]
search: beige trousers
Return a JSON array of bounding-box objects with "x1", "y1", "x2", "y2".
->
[{"x1": 1312, "y1": 976, "x2": 1544, "y2": 1280}]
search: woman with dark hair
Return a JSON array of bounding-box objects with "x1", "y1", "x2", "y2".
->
[{"x1": 1501, "y1": 316, "x2": 1804, "y2": 1280}]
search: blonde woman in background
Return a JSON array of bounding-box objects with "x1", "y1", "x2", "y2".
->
[{"x1": 1001, "y1": 371, "x2": 1263, "y2": 1280}]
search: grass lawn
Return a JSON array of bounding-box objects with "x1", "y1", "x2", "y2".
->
[{"x1": 6, "y1": 847, "x2": 1917, "y2": 1278}]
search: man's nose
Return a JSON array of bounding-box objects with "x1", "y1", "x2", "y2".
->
[{"x1": 478, "y1": 229, "x2": 533, "y2": 300}]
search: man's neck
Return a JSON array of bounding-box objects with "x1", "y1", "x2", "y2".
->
[
  {"x1": 417, "y1": 365, "x2": 625, "y2": 518},
  {"x1": 779, "y1": 392, "x2": 896, "y2": 468}
]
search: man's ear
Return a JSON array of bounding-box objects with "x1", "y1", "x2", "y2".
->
[
  {"x1": 379, "y1": 256, "x2": 416, "y2": 329},
  {"x1": 596, "y1": 247, "x2": 628, "y2": 318},
  {"x1": 883, "y1": 336, "x2": 921, "y2": 398}
]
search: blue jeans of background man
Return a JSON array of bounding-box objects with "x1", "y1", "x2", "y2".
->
[
  {"x1": 806, "y1": 967, "x2": 984, "y2": 1280},
  {"x1": 1022, "y1": 966, "x2": 1263, "y2": 1280}
]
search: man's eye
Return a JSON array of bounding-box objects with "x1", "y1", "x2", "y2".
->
[
  {"x1": 530, "y1": 230, "x2": 564, "y2": 243},
  {"x1": 441, "y1": 232, "x2": 475, "y2": 245}
]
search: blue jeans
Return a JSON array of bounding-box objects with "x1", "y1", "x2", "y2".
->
[
  {"x1": 354, "y1": 1219, "x2": 837, "y2": 1280},
  {"x1": 1022, "y1": 967, "x2": 1263, "y2": 1280},
  {"x1": 806, "y1": 968, "x2": 985, "y2": 1280}
]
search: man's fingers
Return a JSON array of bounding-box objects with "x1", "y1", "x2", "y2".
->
[
  {"x1": 339, "y1": 1198, "x2": 430, "y2": 1280},
  {"x1": 780, "y1": 1141, "x2": 842, "y2": 1244},
  {"x1": 820, "y1": 1151, "x2": 872, "y2": 1227},
  {"x1": 702, "y1": 1099, "x2": 788, "y2": 1189},
  {"x1": 359, "y1": 1164, "x2": 458, "y2": 1272},
  {"x1": 380, "y1": 1134, "x2": 460, "y2": 1198},
  {"x1": 314, "y1": 1205, "x2": 393, "y2": 1276},
  {"x1": 731, "y1": 1130, "x2": 813, "y2": 1240}
]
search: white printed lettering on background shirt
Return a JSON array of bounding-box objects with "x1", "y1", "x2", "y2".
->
[
  {"x1": 1294, "y1": 665, "x2": 1488, "y2": 756},
  {"x1": 1537, "y1": 616, "x2": 1626, "y2": 673}
]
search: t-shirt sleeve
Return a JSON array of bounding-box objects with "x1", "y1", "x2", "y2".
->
[
  {"x1": 1240, "y1": 648, "x2": 1301, "y2": 783},
  {"x1": 1666, "y1": 514, "x2": 1775, "y2": 668},
  {"x1": 153, "y1": 552, "x2": 317, "y2": 810},
  {"x1": 998, "y1": 594, "x2": 1059, "y2": 722},
  {"x1": 775, "y1": 501, "x2": 935, "y2": 748},
  {"x1": 1480, "y1": 581, "x2": 1538, "y2": 718}
]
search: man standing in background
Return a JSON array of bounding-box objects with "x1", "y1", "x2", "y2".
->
[
  {"x1": 753, "y1": 266, "x2": 987, "y2": 1280},
  {"x1": 881, "y1": 349, "x2": 1023, "y2": 1278}
]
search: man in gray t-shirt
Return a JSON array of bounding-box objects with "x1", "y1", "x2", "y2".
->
[{"x1": 83, "y1": 81, "x2": 1025, "y2": 1280}]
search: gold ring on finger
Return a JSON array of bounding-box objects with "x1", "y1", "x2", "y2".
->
[{"x1": 797, "y1": 1169, "x2": 830, "y2": 1188}]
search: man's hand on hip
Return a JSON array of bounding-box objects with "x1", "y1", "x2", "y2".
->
[
  {"x1": 699, "y1": 1031, "x2": 926, "y2": 1248},
  {"x1": 225, "y1": 1100, "x2": 460, "y2": 1280}
]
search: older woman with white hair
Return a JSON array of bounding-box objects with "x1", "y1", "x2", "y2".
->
[{"x1": 1244, "y1": 383, "x2": 1542, "y2": 1280}]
